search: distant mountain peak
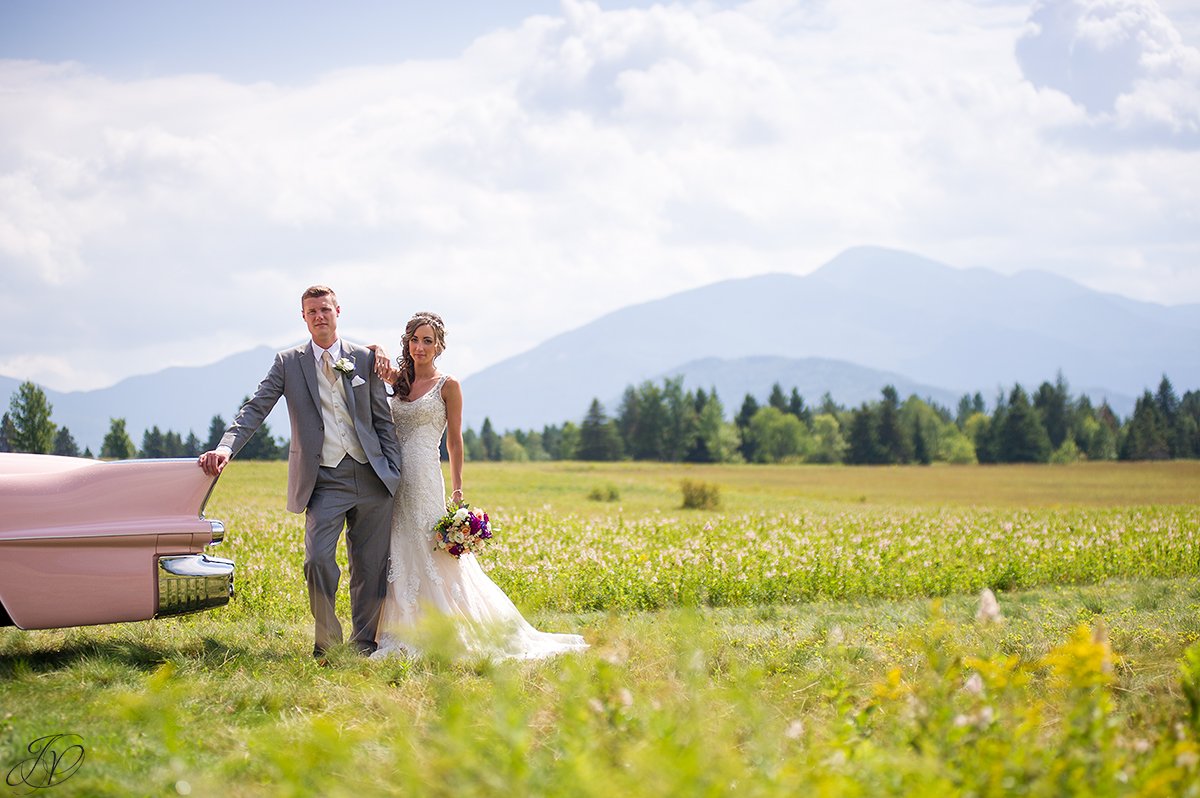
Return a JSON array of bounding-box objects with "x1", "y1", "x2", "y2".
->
[{"x1": 458, "y1": 246, "x2": 1196, "y2": 428}]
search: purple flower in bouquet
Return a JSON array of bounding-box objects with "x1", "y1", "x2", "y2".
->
[{"x1": 432, "y1": 501, "x2": 494, "y2": 559}]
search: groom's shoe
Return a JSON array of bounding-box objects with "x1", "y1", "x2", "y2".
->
[{"x1": 353, "y1": 640, "x2": 378, "y2": 657}]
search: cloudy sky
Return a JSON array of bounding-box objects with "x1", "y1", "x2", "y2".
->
[{"x1": 2, "y1": 0, "x2": 1198, "y2": 391}]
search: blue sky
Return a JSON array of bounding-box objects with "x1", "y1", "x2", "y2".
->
[
  {"x1": 0, "y1": 0, "x2": 670, "y2": 79},
  {"x1": 2, "y1": 0, "x2": 1198, "y2": 391}
]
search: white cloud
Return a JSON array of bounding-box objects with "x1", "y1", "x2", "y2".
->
[
  {"x1": 1, "y1": 0, "x2": 1198, "y2": 392},
  {"x1": 1017, "y1": 0, "x2": 1200, "y2": 144}
]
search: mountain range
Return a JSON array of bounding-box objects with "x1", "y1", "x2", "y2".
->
[
  {"x1": 4, "y1": 247, "x2": 1195, "y2": 449},
  {"x1": 460, "y1": 247, "x2": 1197, "y2": 429}
]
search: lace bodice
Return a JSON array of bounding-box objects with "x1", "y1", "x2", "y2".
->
[{"x1": 390, "y1": 376, "x2": 448, "y2": 455}]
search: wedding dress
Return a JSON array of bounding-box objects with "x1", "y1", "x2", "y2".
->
[{"x1": 373, "y1": 375, "x2": 588, "y2": 660}]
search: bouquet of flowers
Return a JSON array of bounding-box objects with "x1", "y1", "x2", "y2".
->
[{"x1": 432, "y1": 501, "x2": 493, "y2": 559}]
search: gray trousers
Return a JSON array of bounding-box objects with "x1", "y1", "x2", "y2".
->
[{"x1": 304, "y1": 456, "x2": 393, "y2": 654}]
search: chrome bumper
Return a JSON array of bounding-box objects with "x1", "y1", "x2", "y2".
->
[{"x1": 156, "y1": 554, "x2": 235, "y2": 618}]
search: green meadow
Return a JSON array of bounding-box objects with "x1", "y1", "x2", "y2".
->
[{"x1": 2, "y1": 461, "x2": 1199, "y2": 796}]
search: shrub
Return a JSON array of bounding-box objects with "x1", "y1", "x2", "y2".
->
[
  {"x1": 680, "y1": 479, "x2": 720, "y2": 510},
  {"x1": 588, "y1": 484, "x2": 620, "y2": 502}
]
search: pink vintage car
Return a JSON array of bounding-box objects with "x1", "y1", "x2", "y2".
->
[{"x1": 0, "y1": 453, "x2": 233, "y2": 630}]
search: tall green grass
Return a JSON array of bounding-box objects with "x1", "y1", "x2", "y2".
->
[{"x1": 2, "y1": 461, "x2": 1198, "y2": 795}]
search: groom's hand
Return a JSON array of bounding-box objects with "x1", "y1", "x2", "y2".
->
[{"x1": 198, "y1": 449, "x2": 229, "y2": 477}]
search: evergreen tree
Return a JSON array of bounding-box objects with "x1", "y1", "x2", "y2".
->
[
  {"x1": 997, "y1": 384, "x2": 1051, "y2": 463},
  {"x1": 662, "y1": 377, "x2": 698, "y2": 462},
  {"x1": 1033, "y1": 373, "x2": 1071, "y2": 449},
  {"x1": 1179, "y1": 390, "x2": 1200, "y2": 458},
  {"x1": 141, "y1": 426, "x2": 167, "y2": 458},
  {"x1": 164, "y1": 430, "x2": 185, "y2": 457},
  {"x1": 876, "y1": 385, "x2": 912, "y2": 464},
  {"x1": 205, "y1": 415, "x2": 227, "y2": 451},
  {"x1": 616, "y1": 386, "x2": 640, "y2": 456},
  {"x1": 183, "y1": 432, "x2": 202, "y2": 458},
  {"x1": 913, "y1": 420, "x2": 931, "y2": 465},
  {"x1": 53, "y1": 427, "x2": 81, "y2": 457},
  {"x1": 1155, "y1": 375, "x2": 1180, "y2": 427},
  {"x1": 788, "y1": 388, "x2": 812, "y2": 426},
  {"x1": 818, "y1": 392, "x2": 841, "y2": 417},
  {"x1": 768, "y1": 382, "x2": 788, "y2": 412},
  {"x1": 1120, "y1": 391, "x2": 1170, "y2": 460},
  {"x1": 8, "y1": 381, "x2": 57, "y2": 454},
  {"x1": 846, "y1": 404, "x2": 883, "y2": 465},
  {"x1": 578, "y1": 399, "x2": 622, "y2": 461},
  {"x1": 629, "y1": 382, "x2": 667, "y2": 460},
  {"x1": 735, "y1": 394, "x2": 760, "y2": 462},
  {"x1": 82, "y1": 447, "x2": 94, "y2": 459},
  {"x1": 0, "y1": 412, "x2": 13, "y2": 452},
  {"x1": 480, "y1": 417, "x2": 501, "y2": 461},
  {"x1": 1155, "y1": 375, "x2": 1186, "y2": 457},
  {"x1": 539, "y1": 425, "x2": 562, "y2": 460},
  {"x1": 100, "y1": 418, "x2": 137, "y2": 459},
  {"x1": 956, "y1": 394, "x2": 975, "y2": 428},
  {"x1": 976, "y1": 390, "x2": 1010, "y2": 464}
]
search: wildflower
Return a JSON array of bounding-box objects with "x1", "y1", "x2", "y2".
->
[
  {"x1": 785, "y1": 719, "x2": 805, "y2": 740},
  {"x1": 976, "y1": 588, "x2": 1003, "y2": 624},
  {"x1": 964, "y1": 673, "x2": 985, "y2": 696}
]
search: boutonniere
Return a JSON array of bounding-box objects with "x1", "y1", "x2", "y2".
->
[{"x1": 333, "y1": 357, "x2": 356, "y2": 375}]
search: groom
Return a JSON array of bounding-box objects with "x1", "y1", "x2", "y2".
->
[{"x1": 198, "y1": 285, "x2": 402, "y2": 658}]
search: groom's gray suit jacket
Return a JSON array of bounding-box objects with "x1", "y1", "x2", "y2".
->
[{"x1": 219, "y1": 340, "x2": 402, "y2": 512}]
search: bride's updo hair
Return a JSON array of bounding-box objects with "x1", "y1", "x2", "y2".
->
[{"x1": 395, "y1": 311, "x2": 447, "y2": 399}]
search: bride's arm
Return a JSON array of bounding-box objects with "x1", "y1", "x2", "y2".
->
[
  {"x1": 366, "y1": 344, "x2": 400, "y2": 384},
  {"x1": 442, "y1": 376, "x2": 465, "y2": 502}
]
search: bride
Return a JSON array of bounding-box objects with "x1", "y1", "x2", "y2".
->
[{"x1": 370, "y1": 312, "x2": 588, "y2": 660}]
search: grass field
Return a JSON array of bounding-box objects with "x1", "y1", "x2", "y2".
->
[{"x1": 2, "y1": 461, "x2": 1199, "y2": 796}]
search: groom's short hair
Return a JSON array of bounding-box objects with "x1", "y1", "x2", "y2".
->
[{"x1": 301, "y1": 285, "x2": 337, "y2": 305}]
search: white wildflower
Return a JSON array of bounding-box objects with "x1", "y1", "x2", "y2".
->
[{"x1": 976, "y1": 588, "x2": 1003, "y2": 623}]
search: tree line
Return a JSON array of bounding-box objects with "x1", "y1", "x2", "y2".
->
[
  {"x1": 458, "y1": 373, "x2": 1199, "y2": 465},
  {"x1": 0, "y1": 383, "x2": 286, "y2": 460},
  {"x1": 5, "y1": 373, "x2": 1197, "y2": 465}
]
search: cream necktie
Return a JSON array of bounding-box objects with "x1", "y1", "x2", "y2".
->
[{"x1": 321, "y1": 351, "x2": 338, "y2": 385}]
